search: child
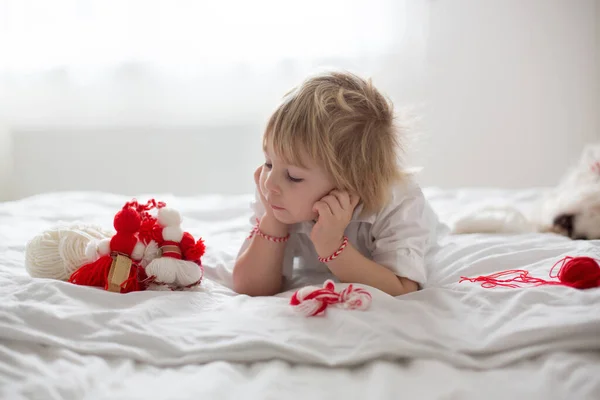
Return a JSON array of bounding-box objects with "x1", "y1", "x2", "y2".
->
[{"x1": 233, "y1": 71, "x2": 444, "y2": 297}]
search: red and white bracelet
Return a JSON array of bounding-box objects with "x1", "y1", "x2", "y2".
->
[
  {"x1": 247, "y1": 219, "x2": 290, "y2": 243},
  {"x1": 318, "y1": 236, "x2": 349, "y2": 263}
]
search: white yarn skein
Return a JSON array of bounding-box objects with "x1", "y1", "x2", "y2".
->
[
  {"x1": 174, "y1": 259, "x2": 203, "y2": 286},
  {"x1": 145, "y1": 257, "x2": 178, "y2": 284},
  {"x1": 25, "y1": 224, "x2": 113, "y2": 281}
]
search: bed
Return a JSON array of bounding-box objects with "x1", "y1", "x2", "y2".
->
[{"x1": 1, "y1": 188, "x2": 599, "y2": 399}]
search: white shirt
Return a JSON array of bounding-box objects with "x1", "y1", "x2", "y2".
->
[{"x1": 238, "y1": 179, "x2": 447, "y2": 286}]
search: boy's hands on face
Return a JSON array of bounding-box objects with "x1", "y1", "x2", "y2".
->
[
  {"x1": 254, "y1": 165, "x2": 289, "y2": 236},
  {"x1": 310, "y1": 189, "x2": 360, "y2": 259},
  {"x1": 254, "y1": 165, "x2": 272, "y2": 217}
]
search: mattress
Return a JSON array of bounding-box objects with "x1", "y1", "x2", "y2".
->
[{"x1": 1, "y1": 188, "x2": 599, "y2": 399}]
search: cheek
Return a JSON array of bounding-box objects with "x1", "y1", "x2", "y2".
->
[{"x1": 290, "y1": 189, "x2": 326, "y2": 216}]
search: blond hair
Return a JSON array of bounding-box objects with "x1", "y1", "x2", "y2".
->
[{"x1": 263, "y1": 71, "x2": 406, "y2": 215}]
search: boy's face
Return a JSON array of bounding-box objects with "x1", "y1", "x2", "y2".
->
[{"x1": 260, "y1": 144, "x2": 335, "y2": 224}]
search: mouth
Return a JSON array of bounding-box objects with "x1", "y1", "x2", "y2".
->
[{"x1": 270, "y1": 204, "x2": 285, "y2": 211}]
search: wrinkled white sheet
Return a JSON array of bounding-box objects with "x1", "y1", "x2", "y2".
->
[
  {"x1": 2, "y1": 339, "x2": 599, "y2": 400},
  {"x1": 1, "y1": 189, "x2": 599, "y2": 399}
]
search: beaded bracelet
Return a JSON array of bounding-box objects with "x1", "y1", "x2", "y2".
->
[
  {"x1": 318, "y1": 236, "x2": 349, "y2": 263},
  {"x1": 247, "y1": 219, "x2": 290, "y2": 243}
]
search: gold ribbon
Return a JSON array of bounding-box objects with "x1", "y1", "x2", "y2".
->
[{"x1": 107, "y1": 254, "x2": 132, "y2": 293}]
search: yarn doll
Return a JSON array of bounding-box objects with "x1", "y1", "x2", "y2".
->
[
  {"x1": 68, "y1": 201, "x2": 148, "y2": 293},
  {"x1": 144, "y1": 207, "x2": 206, "y2": 291}
]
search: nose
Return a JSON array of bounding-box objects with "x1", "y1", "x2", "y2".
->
[
  {"x1": 264, "y1": 171, "x2": 281, "y2": 195},
  {"x1": 553, "y1": 213, "x2": 574, "y2": 236}
]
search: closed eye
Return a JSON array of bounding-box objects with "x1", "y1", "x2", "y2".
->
[{"x1": 287, "y1": 173, "x2": 303, "y2": 183}]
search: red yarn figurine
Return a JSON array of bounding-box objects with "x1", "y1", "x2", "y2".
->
[
  {"x1": 68, "y1": 202, "x2": 149, "y2": 293},
  {"x1": 459, "y1": 256, "x2": 600, "y2": 289}
]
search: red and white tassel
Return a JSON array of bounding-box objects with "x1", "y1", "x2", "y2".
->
[{"x1": 290, "y1": 280, "x2": 372, "y2": 317}]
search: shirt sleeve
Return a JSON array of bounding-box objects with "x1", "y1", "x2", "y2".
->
[
  {"x1": 369, "y1": 184, "x2": 433, "y2": 285},
  {"x1": 236, "y1": 188, "x2": 295, "y2": 279}
]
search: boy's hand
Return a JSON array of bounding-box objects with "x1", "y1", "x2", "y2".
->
[
  {"x1": 253, "y1": 165, "x2": 288, "y2": 237},
  {"x1": 254, "y1": 165, "x2": 272, "y2": 216},
  {"x1": 310, "y1": 190, "x2": 360, "y2": 258}
]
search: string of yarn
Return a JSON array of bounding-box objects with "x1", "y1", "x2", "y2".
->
[
  {"x1": 25, "y1": 224, "x2": 113, "y2": 280},
  {"x1": 459, "y1": 256, "x2": 600, "y2": 289},
  {"x1": 290, "y1": 280, "x2": 372, "y2": 317}
]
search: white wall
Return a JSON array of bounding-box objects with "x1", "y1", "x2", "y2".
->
[
  {"x1": 2, "y1": 0, "x2": 599, "y2": 200},
  {"x1": 411, "y1": 0, "x2": 600, "y2": 189},
  {"x1": 11, "y1": 126, "x2": 265, "y2": 198}
]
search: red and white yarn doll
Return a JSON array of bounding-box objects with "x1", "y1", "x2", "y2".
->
[
  {"x1": 144, "y1": 207, "x2": 206, "y2": 291},
  {"x1": 68, "y1": 203, "x2": 148, "y2": 293},
  {"x1": 290, "y1": 280, "x2": 373, "y2": 317}
]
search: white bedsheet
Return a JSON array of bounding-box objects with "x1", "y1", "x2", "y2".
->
[{"x1": 1, "y1": 189, "x2": 599, "y2": 399}]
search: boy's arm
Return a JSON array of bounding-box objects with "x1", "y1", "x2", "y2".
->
[
  {"x1": 233, "y1": 214, "x2": 289, "y2": 296},
  {"x1": 311, "y1": 189, "x2": 420, "y2": 296},
  {"x1": 316, "y1": 241, "x2": 418, "y2": 296}
]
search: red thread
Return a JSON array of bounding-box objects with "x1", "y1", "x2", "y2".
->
[
  {"x1": 128, "y1": 199, "x2": 165, "y2": 245},
  {"x1": 290, "y1": 280, "x2": 372, "y2": 316},
  {"x1": 459, "y1": 256, "x2": 600, "y2": 289}
]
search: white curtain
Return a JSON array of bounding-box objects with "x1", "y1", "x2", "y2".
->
[
  {"x1": 0, "y1": 124, "x2": 11, "y2": 201},
  {"x1": 0, "y1": 0, "x2": 430, "y2": 128}
]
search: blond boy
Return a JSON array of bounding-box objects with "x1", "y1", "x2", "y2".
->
[{"x1": 234, "y1": 71, "x2": 443, "y2": 297}]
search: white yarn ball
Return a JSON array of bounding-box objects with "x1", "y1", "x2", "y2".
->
[
  {"x1": 158, "y1": 207, "x2": 182, "y2": 227},
  {"x1": 162, "y1": 226, "x2": 184, "y2": 242},
  {"x1": 174, "y1": 259, "x2": 202, "y2": 286},
  {"x1": 84, "y1": 240, "x2": 99, "y2": 262},
  {"x1": 97, "y1": 238, "x2": 111, "y2": 256},
  {"x1": 25, "y1": 224, "x2": 113, "y2": 281},
  {"x1": 144, "y1": 257, "x2": 202, "y2": 287},
  {"x1": 84, "y1": 238, "x2": 111, "y2": 262},
  {"x1": 145, "y1": 257, "x2": 177, "y2": 284}
]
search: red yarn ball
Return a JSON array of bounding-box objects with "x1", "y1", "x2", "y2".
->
[
  {"x1": 558, "y1": 256, "x2": 600, "y2": 289},
  {"x1": 180, "y1": 232, "x2": 206, "y2": 261},
  {"x1": 110, "y1": 234, "x2": 138, "y2": 256},
  {"x1": 138, "y1": 218, "x2": 162, "y2": 245},
  {"x1": 114, "y1": 206, "x2": 141, "y2": 234},
  {"x1": 109, "y1": 205, "x2": 141, "y2": 256}
]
